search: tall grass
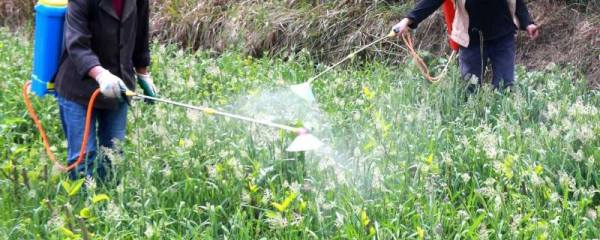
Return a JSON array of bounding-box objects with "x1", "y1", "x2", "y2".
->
[{"x1": 2, "y1": 27, "x2": 600, "y2": 239}]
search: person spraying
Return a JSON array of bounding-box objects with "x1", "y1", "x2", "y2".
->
[
  {"x1": 392, "y1": 0, "x2": 540, "y2": 90},
  {"x1": 52, "y1": 0, "x2": 157, "y2": 180}
]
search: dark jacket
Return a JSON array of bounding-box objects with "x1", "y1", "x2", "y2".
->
[
  {"x1": 406, "y1": 0, "x2": 534, "y2": 44},
  {"x1": 55, "y1": 0, "x2": 150, "y2": 109}
]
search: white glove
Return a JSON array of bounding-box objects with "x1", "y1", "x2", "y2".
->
[{"x1": 95, "y1": 70, "x2": 127, "y2": 99}]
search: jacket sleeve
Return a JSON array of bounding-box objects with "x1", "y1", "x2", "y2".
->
[
  {"x1": 132, "y1": 0, "x2": 150, "y2": 68},
  {"x1": 515, "y1": 0, "x2": 534, "y2": 30},
  {"x1": 406, "y1": 0, "x2": 445, "y2": 29},
  {"x1": 64, "y1": 0, "x2": 101, "y2": 78}
]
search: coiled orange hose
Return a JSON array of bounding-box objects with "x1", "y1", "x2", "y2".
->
[
  {"x1": 23, "y1": 81, "x2": 101, "y2": 172},
  {"x1": 401, "y1": 32, "x2": 457, "y2": 83}
]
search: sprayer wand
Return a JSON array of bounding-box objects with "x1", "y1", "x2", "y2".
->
[
  {"x1": 306, "y1": 32, "x2": 396, "y2": 85},
  {"x1": 124, "y1": 90, "x2": 308, "y2": 134},
  {"x1": 123, "y1": 90, "x2": 322, "y2": 152}
]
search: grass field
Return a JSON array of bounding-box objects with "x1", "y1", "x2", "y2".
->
[{"x1": 1, "y1": 29, "x2": 600, "y2": 239}]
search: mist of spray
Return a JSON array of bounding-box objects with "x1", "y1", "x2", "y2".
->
[{"x1": 224, "y1": 85, "x2": 387, "y2": 193}]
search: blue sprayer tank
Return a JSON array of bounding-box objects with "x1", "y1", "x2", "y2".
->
[{"x1": 31, "y1": 0, "x2": 68, "y2": 96}]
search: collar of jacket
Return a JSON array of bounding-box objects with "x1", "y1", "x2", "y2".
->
[{"x1": 98, "y1": 0, "x2": 136, "y2": 22}]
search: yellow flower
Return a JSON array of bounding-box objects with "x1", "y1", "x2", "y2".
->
[
  {"x1": 360, "y1": 209, "x2": 370, "y2": 228},
  {"x1": 248, "y1": 182, "x2": 258, "y2": 193},
  {"x1": 272, "y1": 191, "x2": 298, "y2": 212},
  {"x1": 369, "y1": 226, "x2": 376, "y2": 236},
  {"x1": 416, "y1": 226, "x2": 425, "y2": 240},
  {"x1": 299, "y1": 199, "x2": 307, "y2": 213},
  {"x1": 534, "y1": 165, "x2": 543, "y2": 175},
  {"x1": 363, "y1": 86, "x2": 374, "y2": 100}
]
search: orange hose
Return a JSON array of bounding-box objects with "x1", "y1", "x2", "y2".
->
[
  {"x1": 401, "y1": 32, "x2": 456, "y2": 83},
  {"x1": 23, "y1": 81, "x2": 101, "y2": 172}
]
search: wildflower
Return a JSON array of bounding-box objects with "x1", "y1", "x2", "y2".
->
[
  {"x1": 289, "y1": 181, "x2": 301, "y2": 193},
  {"x1": 570, "y1": 149, "x2": 584, "y2": 162},
  {"x1": 558, "y1": 171, "x2": 576, "y2": 189},
  {"x1": 27, "y1": 190, "x2": 37, "y2": 199},
  {"x1": 262, "y1": 189, "x2": 272, "y2": 205},
  {"x1": 549, "y1": 216, "x2": 560, "y2": 226},
  {"x1": 322, "y1": 201, "x2": 335, "y2": 211},
  {"x1": 549, "y1": 192, "x2": 560, "y2": 203},
  {"x1": 575, "y1": 124, "x2": 594, "y2": 143},
  {"x1": 105, "y1": 201, "x2": 122, "y2": 222},
  {"x1": 494, "y1": 195, "x2": 503, "y2": 211},
  {"x1": 476, "y1": 125, "x2": 499, "y2": 159},
  {"x1": 586, "y1": 156, "x2": 595, "y2": 167},
  {"x1": 265, "y1": 211, "x2": 288, "y2": 229},
  {"x1": 362, "y1": 86, "x2": 374, "y2": 100},
  {"x1": 290, "y1": 213, "x2": 303, "y2": 226},
  {"x1": 510, "y1": 214, "x2": 522, "y2": 232},
  {"x1": 84, "y1": 176, "x2": 96, "y2": 191},
  {"x1": 530, "y1": 172, "x2": 543, "y2": 186},
  {"x1": 335, "y1": 211, "x2": 345, "y2": 228},
  {"x1": 101, "y1": 146, "x2": 122, "y2": 166},
  {"x1": 241, "y1": 190, "x2": 251, "y2": 205},
  {"x1": 355, "y1": 98, "x2": 365, "y2": 106},
  {"x1": 178, "y1": 138, "x2": 193, "y2": 149},
  {"x1": 484, "y1": 178, "x2": 496, "y2": 186},
  {"x1": 544, "y1": 102, "x2": 560, "y2": 120},
  {"x1": 548, "y1": 125, "x2": 560, "y2": 139},
  {"x1": 479, "y1": 225, "x2": 489, "y2": 240},
  {"x1": 441, "y1": 152, "x2": 453, "y2": 165},
  {"x1": 227, "y1": 158, "x2": 243, "y2": 179},
  {"x1": 206, "y1": 64, "x2": 221, "y2": 76},
  {"x1": 161, "y1": 164, "x2": 172, "y2": 177},
  {"x1": 353, "y1": 111, "x2": 361, "y2": 121},
  {"x1": 372, "y1": 167, "x2": 383, "y2": 189},
  {"x1": 116, "y1": 183, "x2": 124, "y2": 194},
  {"x1": 460, "y1": 173, "x2": 471, "y2": 183},
  {"x1": 586, "y1": 208, "x2": 597, "y2": 221},
  {"x1": 47, "y1": 214, "x2": 64, "y2": 230},
  {"x1": 207, "y1": 164, "x2": 218, "y2": 179},
  {"x1": 144, "y1": 223, "x2": 154, "y2": 238},
  {"x1": 568, "y1": 98, "x2": 598, "y2": 117}
]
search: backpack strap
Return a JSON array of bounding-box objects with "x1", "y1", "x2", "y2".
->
[{"x1": 51, "y1": 0, "x2": 99, "y2": 85}]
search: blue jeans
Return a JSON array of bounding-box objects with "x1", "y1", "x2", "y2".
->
[
  {"x1": 57, "y1": 95, "x2": 128, "y2": 180},
  {"x1": 459, "y1": 33, "x2": 516, "y2": 89}
]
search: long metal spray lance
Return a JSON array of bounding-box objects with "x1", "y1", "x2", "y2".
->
[
  {"x1": 291, "y1": 31, "x2": 396, "y2": 102},
  {"x1": 125, "y1": 91, "x2": 323, "y2": 152}
]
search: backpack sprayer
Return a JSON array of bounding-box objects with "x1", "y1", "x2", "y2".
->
[{"x1": 24, "y1": 0, "x2": 322, "y2": 172}]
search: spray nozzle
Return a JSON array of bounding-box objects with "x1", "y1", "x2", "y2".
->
[{"x1": 296, "y1": 127, "x2": 309, "y2": 135}]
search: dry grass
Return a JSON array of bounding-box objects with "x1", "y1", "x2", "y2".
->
[
  {"x1": 0, "y1": 0, "x2": 34, "y2": 27},
  {"x1": 150, "y1": 0, "x2": 424, "y2": 63},
  {"x1": 518, "y1": 0, "x2": 599, "y2": 87}
]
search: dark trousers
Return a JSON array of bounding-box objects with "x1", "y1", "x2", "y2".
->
[{"x1": 459, "y1": 33, "x2": 516, "y2": 89}]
